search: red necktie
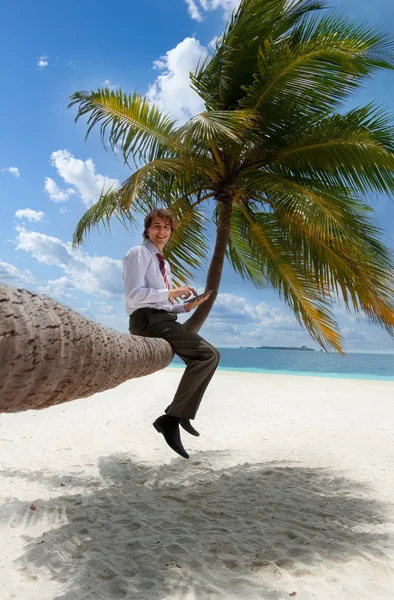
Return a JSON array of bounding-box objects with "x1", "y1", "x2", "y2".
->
[{"x1": 157, "y1": 254, "x2": 174, "y2": 303}]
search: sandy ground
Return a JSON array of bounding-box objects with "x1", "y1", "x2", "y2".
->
[{"x1": 1, "y1": 368, "x2": 394, "y2": 600}]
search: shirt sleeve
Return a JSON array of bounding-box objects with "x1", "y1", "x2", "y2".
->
[
  {"x1": 171, "y1": 302, "x2": 187, "y2": 314},
  {"x1": 123, "y1": 247, "x2": 169, "y2": 306}
]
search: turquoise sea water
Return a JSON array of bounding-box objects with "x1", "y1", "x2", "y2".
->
[{"x1": 171, "y1": 348, "x2": 394, "y2": 381}]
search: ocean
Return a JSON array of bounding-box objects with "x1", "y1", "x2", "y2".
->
[{"x1": 171, "y1": 348, "x2": 394, "y2": 381}]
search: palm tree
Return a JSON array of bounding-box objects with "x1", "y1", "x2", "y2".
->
[
  {"x1": 70, "y1": 0, "x2": 394, "y2": 354},
  {"x1": 2, "y1": 0, "x2": 394, "y2": 413}
]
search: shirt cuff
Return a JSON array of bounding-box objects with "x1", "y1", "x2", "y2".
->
[
  {"x1": 171, "y1": 302, "x2": 187, "y2": 314},
  {"x1": 157, "y1": 289, "x2": 169, "y2": 303}
]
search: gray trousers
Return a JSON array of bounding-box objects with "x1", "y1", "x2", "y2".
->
[{"x1": 129, "y1": 308, "x2": 220, "y2": 419}]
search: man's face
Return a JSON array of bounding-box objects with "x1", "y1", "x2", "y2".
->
[{"x1": 147, "y1": 217, "x2": 172, "y2": 250}]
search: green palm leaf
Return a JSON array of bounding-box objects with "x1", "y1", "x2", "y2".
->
[
  {"x1": 273, "y1": 193, "x2": 394, "y2": 322},
  {"x1": 164, "y1": 198, "x2": 210, "y2": 285},
  {"x1": 172, "y1": 110, "x2": 257, "y2": 150},
  {"x1": 234, "y1": 203, "x2": 343, "y2": 352},
  {"x1": 113, "y1": 157, "x2": 215, "y2": 209},
  {"x1": 192, "y1": 0, "x2": 323, "y2": 110},
  {"x1": 237, "y1": 167, "x2": 394, "y2": 331},
  {"x1": 68, "y1": 89, "x2": 178, "y2": 165},
  {"x1": 72, "y1": 186, "x2": 136, "y2": 247},
  {"x1": 239, "y1": 14, "x2": 394, "y2": 132},
  {"x1": 225, "y1": 205, "x2": 272, "y2": 287},
  {"x1": 272, "y1": 104, "x2": 394, "y2": 195}
]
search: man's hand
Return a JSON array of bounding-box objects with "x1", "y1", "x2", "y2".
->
[
  {"x1": 184, "y1": 292, "x2": 213, "y2": 313},
  {"x1": 169, "y1": 286, "x2": 197, "y2": 300}
]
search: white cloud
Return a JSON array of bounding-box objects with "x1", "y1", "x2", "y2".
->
[
  {"x1": 94, "y1": 300, "x2": 114, "y2": 313},
  {"x1": 74, "y1": 300, "x2": 126, "y2": 332},
  {"x1": 37, "y1": 55, "x2": 49, "y2": 69},
  {"x1": 192, "y1": 292, "x2": 300, "y2": 349},
  {"x1": 103, "y1": 79, "x2": 119, "y2": 90},
  {"x1": 254, "y1": 301, "x2": 297, "y2": 329},
  {"x1": 147, "y1": 37, "x2": 207, "y2": 123},
  {"x1": 203, "y1": 321, "x2": 240, "y2": 335},
  {"x1": 208, "y1": 293, "x2": 297, "y2": 328},
  {"x1": 342, "y1": 327, "x2": 367, "y2": 341},
  {"x1": 197, "y1": 292, "x2": 306, "y2": 346},
  {"x1": 48, "y1": 150, "x2": 120, "y2": 206},
  {"x1": 0, "y1": 259, "x2": 35, "y2": 286},
  {"x1": 202, "y1": 293, "x2": 376, "y2": 349},
  {"x1": 71, "y1": 299, "x2": 126, "y2": 332},
  {"x1": 185, "y1": 0, "x2": 241, "y2": 21},
  {"x1": 44, "y1": 177, "x2": 75, "y2": 203},
  {"x1": 15, "y1": 208, "x2": 45, "y2": 222},
  {"x1": 210, "y1": 293, "x2": 256, "y2": 323},
  {"x1": 16, "y1": 227, "x2": 123, "y2": 298},
  {"x1": 1, "y1": 166, "x2": 20, "y2": 178},
  {"x1": 152, "y1": 59, "x2": 167, "y2": 71},
  {"x1": 37, "y1": 277, "x2": 77, "y2": 301},
  {"x1": 208, "y1": 36, "x2": 219, "y2": 50},
  {"x1": 185, "y1": 0, "x2": 204, "y2": 21}
]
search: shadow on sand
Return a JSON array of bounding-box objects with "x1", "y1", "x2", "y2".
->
[{"x1": 2, "y1": 451, "x2": 392, "y2": 599}]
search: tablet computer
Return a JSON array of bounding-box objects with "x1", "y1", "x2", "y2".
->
[{"x1": 183, "y1": 290, "x2": 215, "y2": 304}]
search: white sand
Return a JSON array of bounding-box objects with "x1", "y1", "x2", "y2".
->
[{"x1": 1, "y1": 368, "x2": 394, "y2": 600}]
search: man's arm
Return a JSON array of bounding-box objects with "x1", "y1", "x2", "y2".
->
[{"x1": 123, "y1": 247, "x2": 169, "y2": 305}]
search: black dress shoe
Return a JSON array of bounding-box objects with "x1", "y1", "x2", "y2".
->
[
  {"x1": 165, "y1": 406, "x2": 200, "y2": 437},
  {"x1": 179, "y1": 418, "x2": 200, "y2": 437},
  {"x1": 153, "y1": 415, "x2": 189, "y2": 459}
]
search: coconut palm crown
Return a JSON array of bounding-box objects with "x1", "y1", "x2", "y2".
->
[{"x1": 69, "y1": 0, "x2": 394, "y2": 353}]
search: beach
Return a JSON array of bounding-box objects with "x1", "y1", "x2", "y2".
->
[{"x1": 1, "y1": 368, "x2": 394, "y2": 599}]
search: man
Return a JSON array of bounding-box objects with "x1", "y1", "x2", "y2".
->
[{"x1": 123, "y1": 208, "x2": 220, "y2": 459}]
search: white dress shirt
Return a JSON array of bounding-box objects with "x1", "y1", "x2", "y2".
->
[{"x1": 123, "y1": 239, "x2": 186, "y2": 316}]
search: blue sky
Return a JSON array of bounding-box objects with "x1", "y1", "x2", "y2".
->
[{"x1": 1, "y1": 0, "x2": 394, "y2": 353}]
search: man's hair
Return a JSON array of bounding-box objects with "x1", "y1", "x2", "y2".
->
[{"x1": 143, "y1": 208, "x2": 178, "y2": 239}]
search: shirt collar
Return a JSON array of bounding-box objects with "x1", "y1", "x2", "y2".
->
[{"x1": 144, "y1": 239, "x2": 160, "y2": 255}]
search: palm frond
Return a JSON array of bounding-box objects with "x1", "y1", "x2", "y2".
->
[
  {"x1": 237, "y1": 169, "x2": 368, "y2": 241},
  {"x1": 68, "y1": 89, "x2": 178, "y2": 165},
  {"x1": 271, "y1": 104, "x2": 394, "y2": 195},
  {"x1": 191, "y1": 0, "x2": 323, "y2": 110},
  {"x1": 238, "y1": 167, "x2": 394, "y2": 312},
  {"x1": 241, "y1": 170, "x2": 394, "y2": 336},
  {"x1": 239, "y1": 14, "x2": 394, "y2": 132},
  {"x1": 72, "y1": 190, "x2": 136, "y2": 247},
  {"x1": 291, "y1": 11, "x2": 394, "y2": 69},
  {"x1": 276, "y1": 203, "x2": 394, "y2": 337},
  {"x1": 164, "y1": 198, "x2": 210, "y2": 285},
  {"x1": 171, "y1": 109, "x2": 256, "y2": 150},
  {"x1": 272, "y1": 190, "x2": 394, "y2": 319},
  {"x1": 114, "y1": 157, "x2": 216, "y2": 210},
  {"x1": 235, "y1": 203, "x2": 343, "y2": 351},
  {"x1": 224, "y1": 205, "x2": 269, "y2": 287},
  {"x1": 346, "y1": 223, "x2": 394, "y2": 335}
]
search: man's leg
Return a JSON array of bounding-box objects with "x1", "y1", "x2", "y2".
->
[
  {"x1": 143, "y1": 319, "x2": 220, "y2": 420},
  {"x1": 129, "y1": 310, "x2": 220, "y2": 458}
]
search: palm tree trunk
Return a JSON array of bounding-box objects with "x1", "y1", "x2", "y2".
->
[
  {"x1": 184, "y1": 198, "x2": 233, "y2": 332},
  {"x1": 0, "y1": 284, "x2": 173, "y2": 413}
]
